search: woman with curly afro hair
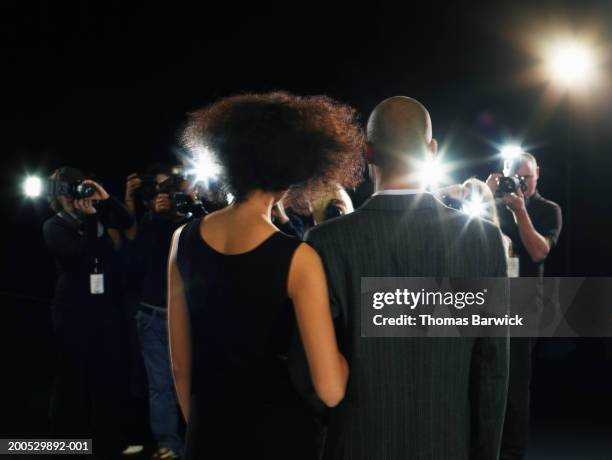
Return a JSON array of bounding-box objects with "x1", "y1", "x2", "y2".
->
[{"x1": 167, "y1": 92, "x2": 364, "y2": 459}]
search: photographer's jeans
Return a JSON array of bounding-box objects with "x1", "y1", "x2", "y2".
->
[{"x1": 136, "y1": 307, "x2": 184, "y2": 455}]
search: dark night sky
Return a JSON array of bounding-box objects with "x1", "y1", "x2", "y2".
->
[{"x1": 2, "y1": 1, "x2": 612, "y2": 300}]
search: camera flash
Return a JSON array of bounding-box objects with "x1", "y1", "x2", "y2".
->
[
  {"x1": 24, "y1": 176, "x2": 42, "y2": 198},
  {"x1": 462, "y1": 196, "x2": 485, "y2": 218},
  {"x1": 500, "y1": 144, "x2": 523, "y2": 160}
]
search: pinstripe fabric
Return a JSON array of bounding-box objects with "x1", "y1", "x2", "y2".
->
[{"x1": 305, "y1": 193, "x2": 509, "y2": 460}]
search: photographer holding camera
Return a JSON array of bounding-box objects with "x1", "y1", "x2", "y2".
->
[
  {"x1": 487, "y1": 151, "x2": 562, "y2": 460},
  {"x1": 43, "y1": 166, "x2": 134, "y2": 456},
  {"x1": 487, "y1": 152, "x2": 562, "y2": 277},
  {"x1": 123, "y1": 164, "x2": 205, "y2": 460}
]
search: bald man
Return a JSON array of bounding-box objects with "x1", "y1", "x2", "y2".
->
[{"x1": 305, "y1": 97, "x2": 509, "y2": 460}]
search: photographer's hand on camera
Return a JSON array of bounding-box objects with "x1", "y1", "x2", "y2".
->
[
  {"x1": 486, "y1": 173, "x2": 502, "y2": 196},
  {"x1": 72, "y1": 180, "x2": 109, "y2": 214},
  {"x1": 77, "y1": 178, "x2": 134, "y2": 230},
  {"x1": 489, "y1": 166, "x2": 558, "y2": 266},
  {"x1": 124, "y1": 173, "x2": 143, "y2": 240},
  {"x1": 82, "y1": 179, "x2": 110, "y2": 201},
  {"x1": 186, "y1": 191, "x2": 207, "y2": 217},
  {"x1": 154, "y1": 193, "x2": 172, "y2": 214},
  {"x1": 74, "y1": 198, "x2": 96, "y2": 215},
  {"x1": 502, "y1": 186, "x2": 526, "y2": 214},
  {"x1": 71, "y1": 180, "x2": 110, "y2": 216},
  {"x1": 495, "y1": 179, "x2": 550, "y2": 263},
  {"x1": 125, "y1": 173, "x2": 141, "y2": 213},
  {"x1": 506, "y1": 193, "x2": 551, "y2": 263}
]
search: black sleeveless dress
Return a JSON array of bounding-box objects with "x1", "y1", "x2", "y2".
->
[{"x1": 176, "y1": 218, "x2": 318, "y2": 460}]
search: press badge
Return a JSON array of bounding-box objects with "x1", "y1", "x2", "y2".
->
[{"x1": 90, "y1": 273, "x2": 105, "y2": 294}]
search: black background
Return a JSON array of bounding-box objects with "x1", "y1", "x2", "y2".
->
[{"x1": 2, "y1": 0, "x2": 612, "y2": 455}]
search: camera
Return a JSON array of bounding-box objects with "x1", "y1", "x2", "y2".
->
[
  {"x1": 495, "y1": 175, "x2": 527, "y2": 198},
  {"x1": 26, "y1": 178, "x2": 97, "y2": 199},
  {"x1": 133, "y1": 173, "x2": 186, "y2": 204},
  {"x1": 155, "y1": 175, "x2": 185, "y2": 196},
  {"x1": 133, "y1": 174, "x2": 158, "y2": 201},
  {"x1": 130, "y1": 171, "x2": 206, "y2": 216},
  {"x1": 54, "y1": 180, "x2": 96, "y2": 199},
  {"x1": 170, "y1": 193, "x2": 194, "y2": 215},
  {"x1": 155, "y1": 175, "x2": 204, "y2": 215}
]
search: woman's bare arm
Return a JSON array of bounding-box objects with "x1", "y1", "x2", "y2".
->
[
  {"x1": 288, "y1": 243, "x2": 348, "y2": 407},
  {"x1": 167, "y1": 225, "x2": 192, "y2": 421}
]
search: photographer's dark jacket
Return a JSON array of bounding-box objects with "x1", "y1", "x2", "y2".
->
[
  {"x1": 43, "y1": 197, "x2": 134, "y2": 311},
  {"x1": 125, "y1": 213, "x2": 191, "y2": 309}
]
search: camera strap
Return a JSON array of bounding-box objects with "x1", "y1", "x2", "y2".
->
[
  {"x1": 57, "y1": 211, "x2": 85, "y2": 236},
  {"x1": 58, "y1": 211, "x2": 105, "y2": 294},
  {"x1": 58, "y1": 211, "x2": 104, "y2": 237}
]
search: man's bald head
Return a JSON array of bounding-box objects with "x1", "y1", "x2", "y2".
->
[{"x1": 366, "y1": 96, "x2": 433, "y2": 169}]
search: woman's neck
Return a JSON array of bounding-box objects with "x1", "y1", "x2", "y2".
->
[{"x1": 230, "y1": 191, "x2": 276, "y2": 224}]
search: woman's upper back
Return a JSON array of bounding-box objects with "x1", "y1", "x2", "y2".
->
[{"x1": 176, "y1": 214, "x2": 302, "y2": 399}]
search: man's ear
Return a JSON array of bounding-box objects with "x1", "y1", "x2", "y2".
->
[
  {"x1": 536, "y1": 166, "x2": 540, "y2": 179},
  {"x1": 429, "y1": 138, "x2": 438, "y2": 156}
]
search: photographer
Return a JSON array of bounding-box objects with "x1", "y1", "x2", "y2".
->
[
  {"x1": 487, "y1": 152, "x2": 562, "y2": 277},
  {"x1": 123, "y1": 165, "x2": 204, "y2": 460},
  {"x1": 43, "y1": 166, "x2": 134, "y2": 456},
  {"x1": 487, "y1": 151, "x2": 562, "y2": 460}
]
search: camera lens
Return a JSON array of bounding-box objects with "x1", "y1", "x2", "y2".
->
[
  {"x1": 495, "y1": 176, "x2": 519, "y2": 198},
  {"x1": 74, "y1": 182, "x2": 96, "y2": 198},
  {"x1": 172, "y1": 192, "x2": 192, "y2": 214}
]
